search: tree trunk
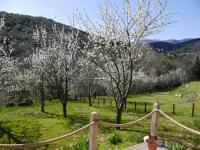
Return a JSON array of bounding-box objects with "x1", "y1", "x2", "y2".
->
[
  {"x1": 41, "y1": 87, "x2": 45, "y2": 112},
  {"x1": 62, "y1": 101, "x2": 67, "y2": 118},
  {"x1": 88, "y1": 87, "x2": 92, "y2": 106},
  {"x1": 88, "y1": 93, "x2": 92, "y2": 106},
  {"x1": 39, "y1": 83, "x2": 45, "y2": 113},
  {"x1": 94, "y1": 92, "x2": 97, "y2": 99},
  {"x1": 115, "y1": 108, "x2": 123, "y2": 130},
  {"x1": 61, "y1": 91, "x2": 67, "y2": 118},
  {"x1": 41, "y1": 99, "x2": 45, "y2": 112}
]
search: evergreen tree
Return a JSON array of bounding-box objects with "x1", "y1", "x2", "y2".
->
[{"x1": 191, "y1": 56, "x2": 200, "y2": 80}]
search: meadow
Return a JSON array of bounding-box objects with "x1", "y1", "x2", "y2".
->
[{"x1": 0, "y1": 82, "x2": 200, "y2": 150}]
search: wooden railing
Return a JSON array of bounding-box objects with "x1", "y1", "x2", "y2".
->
[{"x1": 0, "y1": 102, "x2": 200, "y2": 150}]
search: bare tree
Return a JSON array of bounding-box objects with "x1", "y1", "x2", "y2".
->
[
  {"x1": 76, "y1": 0, "x2": 172, "y2": 125},
  {"x1": 32, "y1": 25, "x2": 81, "y2": 117}
]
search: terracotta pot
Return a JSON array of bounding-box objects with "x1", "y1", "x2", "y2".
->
[
  {"x1": 146, "y1": 137, "x2": 157, "y2": 150},
  {"x1": 147, "y1": 142, "x2": 157, "y2": 150}
]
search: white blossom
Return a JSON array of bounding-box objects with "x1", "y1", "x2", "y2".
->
[{"x1": 75, "y1": 0, "x2": 172, "y2": 123}]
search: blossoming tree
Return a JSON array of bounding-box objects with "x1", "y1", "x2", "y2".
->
[
  {"x1": 32, "y1": 25, "x2": 81, "y2": 117},
  {"x1": 76, "y1": 0, "x2": 172, "y2": 125},
  {"x1": 0, "y1": 16, "x2": 16, "y2": 96}
]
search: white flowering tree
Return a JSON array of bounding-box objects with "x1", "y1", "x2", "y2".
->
[
  {"x1": 32, "y1": 25, "x2": 81, "y2": 117},
  {"x1": 0, "y1": 49, "x2": 15, "y2": 95},
  {"x1": 31, "y1": 27, "x2": 50, "y2": 112},
  {"x1": 0, "y1": 16, "x2": 16, "y2": 96},
  {"x1": 76, "y1": 0, "x2": 172, "y2": 125},
  {"x1": 79, "y1": 59, "x2": 99, "y2": 106}
]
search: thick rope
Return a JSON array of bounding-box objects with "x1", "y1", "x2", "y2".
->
[
  {"x1": 99, "y1": 109, "x2": 159, "y2": 127},
  {"x1": 159, "y1": 110, "x2": 200, "y2": 135},
  {"x1": 0, "y1": 122, "x2": 94, "y2": 148}
]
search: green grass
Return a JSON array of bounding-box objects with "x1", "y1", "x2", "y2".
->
[{"x1": 0, "y1": 82, "x2": 200, "y2": 149}]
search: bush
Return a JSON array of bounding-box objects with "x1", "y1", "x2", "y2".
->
[
  {"x1": 167, "y1": 143, "x2": 186, "y2": 150},
  {"x1": 108, "y1": 133, "x2": 122, "y2": 145},
  {"x1": 64, "y1": 139, "x2": 88, "y2": 150},
  {"x1": 126, "y1": 134, "x2": 143, "y2": 143}
]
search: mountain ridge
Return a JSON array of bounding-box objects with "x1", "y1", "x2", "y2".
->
[{"x1": 148, "y1": 38, "x2": 200, "y2": 53}]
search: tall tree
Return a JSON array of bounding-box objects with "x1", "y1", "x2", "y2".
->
[
  {"x1": 76, "y1": 0, "x2": 172, "y2": 125},
  {"x1": 32, "y1": 25, "x2": 81, "y2": 117}
]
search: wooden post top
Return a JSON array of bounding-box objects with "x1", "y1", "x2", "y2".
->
[
  {"x1": 91, "y1": 112, "x2": 98, "y2": 115},
  {"x1": 153, "y1": 102, "x2": 160, "y2": 110}
]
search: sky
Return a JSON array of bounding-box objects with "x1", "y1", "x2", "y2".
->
[{"x1": 0, "y1": 0, "x2": 200, "y2": 40}]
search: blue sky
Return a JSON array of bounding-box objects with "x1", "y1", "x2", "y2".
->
[{"x1": 0, "y1": 0, "x2": 200, "y2": 40}]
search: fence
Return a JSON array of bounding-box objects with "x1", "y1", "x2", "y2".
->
[
  {"x1": 172, "y1": 102, "x2": 196, "y2": 117},
  {"x1": 85, "y1": 98, "x2": 150, "y2": 113},
  {"x1": 0, "y1": 102, "x2": 200, "y2": 150},
  {"x1": 86, "y1": 98, "x2": 197, "y2": 117}
]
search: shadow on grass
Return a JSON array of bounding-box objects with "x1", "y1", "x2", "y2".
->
[
  {"x1": 43, "y1": 111, "x2": 63, "y2": 117},
  {"x1": 67, "y1": 114, "x2": 89, "y2": 126},
  {"x1": 0, "y1": 125, "x2": 22, "y2": 143},
  {"x1": 0, "y1": 120, "x2": 42, "y2": 147}
]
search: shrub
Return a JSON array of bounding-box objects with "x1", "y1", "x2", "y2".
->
[
  {"x1": 64, "y1": 139, "x2": 88, "y2": 150},
  {"x1": 167, "y1": 143, "x2": 186, "y2": 150},
  {"x1": 108, "y1": 133, "x2": 122, "y2": 145}
]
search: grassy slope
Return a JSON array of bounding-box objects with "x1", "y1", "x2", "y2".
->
[{"x1": 0, "y1": 82, "x2": 200, "y2": 150}]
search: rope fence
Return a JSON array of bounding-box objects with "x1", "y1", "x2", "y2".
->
[
  {"x1": 99, "y1": 109, "x2": 158, "y2": 128},
  {"x1": 0, "y1": 102, "x2": 200, "y2": 150},
  {"x1": 0, "y1": 122, "x2": 94, "y2": 148},
  {"x1": 159, "y1": 110, "x2": 200, "y2": 135}
]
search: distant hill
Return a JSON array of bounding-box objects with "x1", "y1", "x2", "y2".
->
[
  {"x1": 0, "y1": 11, "x2": 87, "y2": 56},
  {"x1": 142, "y1": 38, "x2": 193, "y2": 44},
  {"x1": 149, "y1": 38, "x2": 200, "y2": 53},
  {"x1": 164, "y1": 38, "x2": 193, "y2": 44}
]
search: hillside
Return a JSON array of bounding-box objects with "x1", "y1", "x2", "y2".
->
[
  {"x1": 0, "y1": 11, "x2": 87, "y2": 56},
  {"x1": 149, "y1": 38, "x2": 200, "y2": 53}
]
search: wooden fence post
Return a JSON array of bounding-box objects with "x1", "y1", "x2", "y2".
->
[
  {"x1": 150, "y1": 102, "x2": 160, "y2": 137},
  {"x1": 192, "y1": 103, "x2": 195, "y2": 117},
  {"x1": 89, "y1": 112, "x2": 98, "y2": 150},
  {"x1": 147, "y1": 102, "x2": 160, "y2": 150},
  {"x1": 173, "y1": 103, "x2": 175, "y2": 115}
]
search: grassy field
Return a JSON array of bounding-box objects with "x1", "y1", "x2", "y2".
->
[{"x1": 0, "y1": 82, "x2": 200, "y2": 150}]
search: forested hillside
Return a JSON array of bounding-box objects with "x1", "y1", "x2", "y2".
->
[{"x1": 0, "y1": 11, "x2": 86, "y2": 56}]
